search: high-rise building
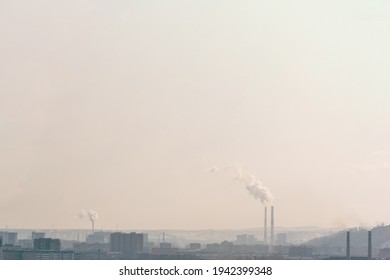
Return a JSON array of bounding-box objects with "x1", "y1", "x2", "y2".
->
[
  {"x1": 0, "y1": 232, "x2": 18, "y2": 245},
  {"x1": 109, "y1": 232, "x2": 143, "y2": 257},
  {"x1": 110, "y1": 232, "x2": 123, "y2": 253},
  {"x1": 33, "y1": 238, "x2": 61, "y2": 251}
]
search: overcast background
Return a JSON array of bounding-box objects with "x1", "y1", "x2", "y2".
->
[{"x1": 1, "y1": 0, "x2": 390, "y2": 230}]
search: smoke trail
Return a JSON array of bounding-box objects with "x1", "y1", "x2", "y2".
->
[
  {"x1": 78, "y1": 209, "x2": 98, "y2": 222},
  {"x1": 234, "y1": 168, "x2": 273, "y2": 205},
  {"x1": 87, "y1": 210, "x2": 98, "y2": 223},
  {"x1": 210, "y1": 165, "x2": 273, "y2": 205}
]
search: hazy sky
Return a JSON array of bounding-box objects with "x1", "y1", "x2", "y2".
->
[{"x1": 1, "y1": 0, "x2": 390, "y2": 230}]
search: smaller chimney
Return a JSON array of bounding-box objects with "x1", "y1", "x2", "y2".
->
[
  {"x1": 346, "y1": 231, "x2": 350, "y2": 259},
  {"x1": 271, "y1": 206, "x2": 274, "y2": 247},
  {"x1": 264, "y1": 207, "x2": 268, "y2": 244},
  {"x1": 368, "y1": 231, "x2": 372, "y2": 259}
]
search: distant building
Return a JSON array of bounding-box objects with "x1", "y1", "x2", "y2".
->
[
  {"x1": 73, "y1": 242, "x2": 109, "y2": 252},
  {"x1": 18, "y1": 239, "x2": 33, "y2": 249},
  {"x1": 378, "y1": 248, "x2": 390, "y2": 259},
  {"x1": 276, "y1": 233, "x2": 287, "y2": 245},
  {"x1": 1, "y1": 246, "x2": 73, "y2": 260},
  {"x1": 32, "y1": 232, "x2": 45, "y2": 240},
  {"x1": 205, "y1": 241, "x2": 234, "y2": 253},
  {"x1": 86, "y1": 231, "x2": 110, "y2": 244},
  {"x1": 72, "y1": 242, "x2": 109, "y2": 260},
  {"x1": 152, "y1": 242, "x2": 179, "y2": 255},
  {"x1": 0, "y1": 232, "x2": 18, "y2": 245},
  {"x1": 189, "y1": 243, "x2": 201, "y2": 250},
  {"x1": 236, "y1": 235, "x2": 257, "y2": 245},
  {"x1": 33, "y1": 238, "x2": 61, "y2": 251},
  {"x1": 143, "y1": 234, "x2": 149, "y2": 248},
  {"x1": 160, "y1": 242, "x2": 171, "y2": 249},
  {"x1": 109, "y1": 232, "x2": 144, "y2": 258},
  {"x1": 32, "y1": 250, "x2": 74, "y2": 260},
  {"x1": 0, "y1": 245, "x2": 23, "y2": 260},
  {"x1": 288, "y1": 246, "x2": 313, "y2": 259}
]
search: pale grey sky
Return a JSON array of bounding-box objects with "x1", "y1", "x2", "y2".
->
[{"x1": 1, "y1": 0, "x2": 390, "y2": 230}]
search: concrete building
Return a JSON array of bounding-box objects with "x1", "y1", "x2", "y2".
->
[
  {"x1": 0, "y1": 232, "x2": 18, "y2": 245},
  {"x1": 288, "y1": 246, "x2": 313, "y2": 259},
  {"x1": 276, "y1": 233, "x2": 287, "y2": 245},
  {"x1": 0, "y1": 245, "x2": 23, "y2": 260},
  {"x1": 86, "y1": 231, "x2": 110, "y2": 244},
  {"x1": 32, "y1": 250, "x2": 74, "y2": 260},
  {"x1": 189, "y1": 243, "x2": 201, "y2": 250},
  {"x1": 34, "y1": 238, "x2": 61, "y2": 251},
  {"x1": 236, "y1": 234, "x2": 257, "y2": 245},
  {"x1": 32, "y1": 232, "x2": 45, "y2": 240},
  {"x1": 151, "y1": 242, "x2": 179, "y2": 255},
  {"x1": 18, "y1": 239, "x2": 33, "y2": 249},
  {"x1": 109, "y1": 232, "x2": 144, "y2": 258}
]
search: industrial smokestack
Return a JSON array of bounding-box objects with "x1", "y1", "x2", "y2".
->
[
  {"x1": 271, "y1": 206, "x2": 274, "y2": 247},
  {"x1": 87, "y1": 210, "x2": 98, "y2": 232},
  {"x1": 264, "y1": 206, "x2": 268, "y2": 244},
  {"x1": 346, "y1": 231, "x2": 350, "y2": 259},
  {"x1": 368, "y1": 231, "x2": 372, "y2": 259}
]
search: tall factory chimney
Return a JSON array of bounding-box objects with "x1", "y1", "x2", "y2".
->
[
  {"x1": 264, "y1": 206, "x2": 268, "y2": 244},
  {"x1": 271, "y1": 206, "x2": 274, "y2": 248},
  {"x1": 368, "y1": 231, "x2": 372, "y2": 259},
  {"x1": 346, "y1": 231, "x2": 350, "y2": 259}
]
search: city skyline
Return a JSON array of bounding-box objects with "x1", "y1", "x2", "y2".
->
[{"x1": 1, "y1": 1, "x2": 390, "y2": 230}]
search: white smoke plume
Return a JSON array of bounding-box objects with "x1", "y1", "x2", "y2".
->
[
  {"x1": 78, "y1": 209, "x2": 98, "y2": 222},
  {"x1": 210, "y1": 165, "x2": 273, "y2": 205},
  {"x1": 87, "y1": 210, "x2": 98, "y2": 223}
]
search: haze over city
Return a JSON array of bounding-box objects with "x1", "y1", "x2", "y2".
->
[{"x1": 1, "y1": 1, "x2": 390, "y2": 230}]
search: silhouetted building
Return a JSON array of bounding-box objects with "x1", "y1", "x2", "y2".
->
[
  {"x1": 18, "y1": 239, "x2": 33, "y2": 249},
  {"x1": 205, "y1": 241, "x2": 234, "y2": 254},
  {"x1": 236, "y1": 234, "x2": 257, "y2": 245},
  {"x1": 110, "y1": 232, "x2": 123, "y2": 253},
  {"x1": 288, "y1": 246, "x2": 313, "y2": 259},
  {"x1": 189, "y1": 243, "x2": 201, "y2": 250},
  {"x1": 109, "y1": 232, "x2": 143, "y2": 258},
  {"x1": 33, "y1": 250, "x2": 74, "y2": 260},
  {"x1": 73, "y1": 242, "x2": 109, "y2": 260},
  {"x1": 0, "y1": 245, "x2": 23, "y2": 260},
  {"x1": 152, "y1": 242, "x2": 179, "y2": 255},
  {"x1": 34, "y1": 238, "x2": 61, "y2": 251},
  {"x1": 0, "y1": 232, "x2": 18, "y2": 245},
  {"x1": 378, "y1": 248, "x2": 390, "y2": 259},
  {"x1": 86, "y1": 231, "x2": 110, "y2": 244},
  {"x1": 143, "y1": 234, "x2": 149, "y2": 249},
  {"x1": 32, "y1": 232, "x2": 45, "y2": 240},
  {"x1": 276, "y1": 233, "x2": 287, "y2": 245}
]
